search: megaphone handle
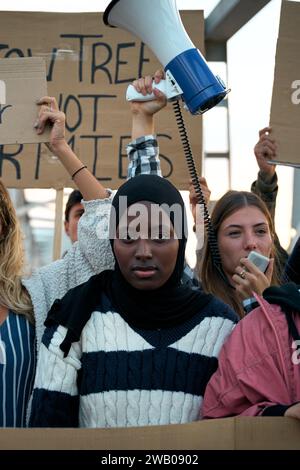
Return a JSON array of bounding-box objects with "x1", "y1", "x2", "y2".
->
[{"x1": 126, "y1": 80, "x2": 167, "y2": 102}]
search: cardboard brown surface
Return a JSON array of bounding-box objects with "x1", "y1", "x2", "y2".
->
[
  {"x1": 0, "y1": 418, "x2": 299, "y2": 449},
  {"x1": 0, "y1": 57, "x2": 50, "y2": 145},
  {"x1": 270, "y1": 0, "x2": 300, "y2": 167},
  {"x1": 235, "y1": 417, "x2": 300, "y2": 450},
  {"x1": 0, "y1": 11, "x2": 203, "y2": 189}
]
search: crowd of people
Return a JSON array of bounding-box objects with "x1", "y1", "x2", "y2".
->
[{"x1": 0, "y1": 70, "x2": 299, "y2": 428}]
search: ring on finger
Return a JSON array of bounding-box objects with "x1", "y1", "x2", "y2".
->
[{"x1": 239, "y1": 269, "x2": 247, "y2": 280}]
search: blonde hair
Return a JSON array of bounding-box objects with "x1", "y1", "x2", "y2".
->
[{"x1": 0, "y1": 180, "x2": 33, "y2": 323}]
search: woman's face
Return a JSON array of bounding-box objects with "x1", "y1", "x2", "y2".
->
[
  {"x1": 217, "y1": 206, "x2": 273, "y2": 278},
  {"x1": 113, "y1": 201, "x2": 179, "y2": 290}
]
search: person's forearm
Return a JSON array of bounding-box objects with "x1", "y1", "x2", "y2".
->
[
  {"x1": 251, "y1": 172, "x2": 278, "y2": 220},
  {"x1": 131, "y1": 111, "x2": 154, "y2": 140},
  {"x1": 51, "y1": 141, "x2": 108, "y2": 200}
]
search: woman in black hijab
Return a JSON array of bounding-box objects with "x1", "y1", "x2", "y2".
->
[{"x1": 30, "y1": 175, "x2": 237, "y2": 428}]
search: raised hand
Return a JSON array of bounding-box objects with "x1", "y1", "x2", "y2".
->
[
  {"x1": 130, "y1": 69, "x2": 167, "y2": 117},
  {"x1": 232, "y1": 256, "x2": 274, "y2": 300},
  {"x1": 254, "y1": 127, "x2": 277, "y2": 179},
  {"x1": 35, "y1": 96, "x2": 66, "y2": 153}
]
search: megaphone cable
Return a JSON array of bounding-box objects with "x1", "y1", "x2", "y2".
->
[{"x1": 172, "y1": 100, "x2": 233, "y2": 288}]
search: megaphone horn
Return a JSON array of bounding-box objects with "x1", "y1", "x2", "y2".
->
[{"x1": 104, "y1": 0, "x2": 229, "y2": 114}]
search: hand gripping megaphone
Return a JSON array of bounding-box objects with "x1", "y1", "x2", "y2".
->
[{"x1": 103, "y1": 0, "x2": 229, "y2": 114}]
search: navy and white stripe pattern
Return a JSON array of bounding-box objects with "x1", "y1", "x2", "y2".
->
[
  {"x1": 30, "y1": 296, "x2": 236, "y2": 428},
  {"x1": 127, "y1": 135, "x2": 162, "y2": 178},
  {"x1": 0, "y1": 312, "x2": 35, "y2": 427}
]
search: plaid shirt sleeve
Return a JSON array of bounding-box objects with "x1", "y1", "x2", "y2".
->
[{"x1": 127, "y1": 135, "x2": 162, "y2": 179}]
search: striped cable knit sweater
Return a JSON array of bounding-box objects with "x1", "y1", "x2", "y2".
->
[{"x1": 29, "y1": 293, "x2": 236, "y2": 428}]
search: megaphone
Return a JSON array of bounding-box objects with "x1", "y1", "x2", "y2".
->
[{"x1": 103, "y1": 0, "x2": 229, "y2": 114}]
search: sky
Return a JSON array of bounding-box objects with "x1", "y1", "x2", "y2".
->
[
  {"x1": 0, "y1": 0, "x2": 220, "y2": 14},
  {"x1": 2, "y1": 0, "x2": 299, "y2": 261}
]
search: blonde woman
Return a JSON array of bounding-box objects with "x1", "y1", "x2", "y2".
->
[{"x1": 0, "y1": 181, "x2": 35, "y2": 426}]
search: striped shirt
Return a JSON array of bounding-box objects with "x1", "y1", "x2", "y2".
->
[{"x1": 0, "y1": 311, "x2": 36, "y2": 427}]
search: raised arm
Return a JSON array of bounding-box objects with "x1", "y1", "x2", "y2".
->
[
  {"x1": 35, "y1": 97, "x2": 108, "y2": 200},
  {"x1": 127, "y1": 70, "x2": 167, "y2": 179},
  {"x1": 251, "y1": 127, "x2": 288, "y2": 273},
  {"x1": 251, "y1": 127, "x2": 278, "y2": 219},
  {"x1": 130, "y1": 69, "x2": 167, "y2": 140}
]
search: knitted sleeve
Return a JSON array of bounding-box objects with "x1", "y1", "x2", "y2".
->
[
  {"x1": 77, "y1": 196, "x2": 114, "y2": 273},
  {"x1": 23, "y1": 197, "x2": 115, "y2": 343}
]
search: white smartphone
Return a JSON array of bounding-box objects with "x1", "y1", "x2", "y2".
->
[{"x1": 247, "y1": 250, "x2": 270, "y2": 273}]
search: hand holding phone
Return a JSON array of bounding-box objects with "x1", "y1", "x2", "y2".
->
[
  {"x1": 247, "y1": 251, "x2": 270, "y2": 273},
  {"x1": 234, "y1": 251, "x2": 272, "y2": 301}
]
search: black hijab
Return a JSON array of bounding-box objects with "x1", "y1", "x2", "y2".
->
[
  {"x1": 47, "y1": 175, "x2": 213, "y2": 356},
  {"x1": 108, "y1": 174, "x2": 212, "y2": 329}
]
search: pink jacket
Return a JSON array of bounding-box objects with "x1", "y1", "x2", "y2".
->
[{"x1": 202, "y1": 294, "x2": 300, "y2": 417}]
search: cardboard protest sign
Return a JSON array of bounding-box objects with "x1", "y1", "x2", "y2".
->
[
  {"x1": 0, "y1": 11, "x2": 203, "y2": 189},
  {"x1": 270, "y1": 0, "x2": 300, "y2": 168},
  {"x1": 0, "y1": 417, "x2": 300, "y2": 450},
  {"x1": 0, "y1": 57, "x2": 50, "y2": 145}
]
